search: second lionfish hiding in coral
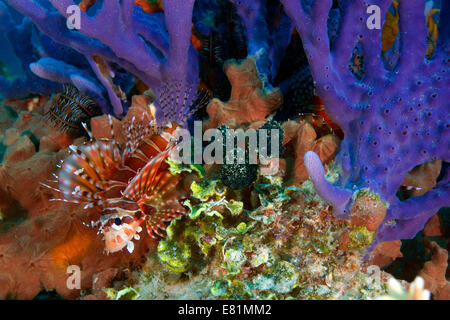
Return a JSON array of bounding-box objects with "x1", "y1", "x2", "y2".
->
[
  {"x1": 43, "y1": 107, "x2": 188, "y2": 254},
  {"x1": 45, "y1": 84, "x2": 102, "y2": 136}
]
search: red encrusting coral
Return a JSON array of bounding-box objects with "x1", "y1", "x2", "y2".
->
[
  {"x1": 418, "y1": 241, "x2": 450, "y2": 300},
  {"x1": 0, "y1": 95, "x2": 189, "y2": 298},
  {"x1": 0, "y1": 102, "x2": 153, "y2": 299}
]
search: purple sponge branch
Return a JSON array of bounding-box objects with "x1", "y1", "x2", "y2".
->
[
  {"x1": 376, "y1": 168, "x2": 449, "y2": 242},
  {"x1": 163, "y1": 0, "x2": 198, "y2": 82},
  {"x1": 85, "y1": 56, "x2": 124, "y2": 116},
  {"x1": 29, "y1": 57, "x2": 109, "y2": 112},
  {"x1": 283, "y1": 0, "x2": 450, "y2": 244},
  {"x1": 304, "y1": 151, "x2": 352, "y2": 218},
  {"x1": 7, "y1": 0, "x2": 199, "y2": 119},
  {"x1": 47, "y1": 0, "x2": 197, "y2": 84},
  {"x1": 231, "y1": 0, "x2": 294, "y2": 87},
  {"x1": 6, "y1": 0, "x2": 148, "y2": 84},
  {"x1": 48, "y1": 0, "x2": 163, "y2": 83}
]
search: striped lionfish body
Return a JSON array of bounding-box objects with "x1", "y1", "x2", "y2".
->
[
  {"x1": 47, "y1": 113, "x2": 187, "y2": 254},
  {"x1": 123, "y1": 121, "x2": 180, "y2": 171},
  {"x1": 122, "y1": 148, "x2": 187, "y2": 238}
]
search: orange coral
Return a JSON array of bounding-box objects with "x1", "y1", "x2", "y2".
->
[
  {"x1": 401, "y1": 160, "x2": 442, "y2": 197},
  {"x1": 350, "y1": 196, "x2": 387, "y2": 232},
  {"x1": 47, "y1": 223, "x2": 97, "y2": 271},
  {"x1": 191, "y1": 25, "x2": 203, "y2": 51},
  {"x1": 0, "y1": 98, "x2": 158, "y2": 299},
  {"x1": 135, "y1": 0, "x2": 163, "y2": 14},
  {"x1": 423, "y1": 213, "x2": 443, "y2": 237},
  {"x1": 282, "y1": 120, "x2": 340, "y2": 184},
  {"x1": 381, "y1": 0, "x2": 399, "y2": 54},
  {"x1": 370, "y1": 240, "x2": 403, "y2": 267},
  {"x1": 419, "y1": 241, "x2": 450, "y2": 300},
  {"x1": 79, "y1": 0, "x2": 98, "y2": 12},
  {"x1": 382, "y1": 0, "x2": 440, "y2": 57},
  {"x1": 205, "y1": 58, "x2": 282, "y2": 129}
]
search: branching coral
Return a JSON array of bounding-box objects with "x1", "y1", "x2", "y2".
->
[
  {"x1": 280, "y1": 0, "x2": 449, "y2": 244},
  {"x1": 6, "y1": 0, "x2": 200, "y2": 119},
  {"x1": 0, "y1": 1, "x2": 135, "y2": 114}
]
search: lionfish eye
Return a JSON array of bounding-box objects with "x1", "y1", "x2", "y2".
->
[{"x1": 114, "y1": 218, "x2": 122, "y2": 226}]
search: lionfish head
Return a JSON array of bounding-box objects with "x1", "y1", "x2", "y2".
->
[{"x1": 100, "y1": 213, "x2": 144, "y2": 254}]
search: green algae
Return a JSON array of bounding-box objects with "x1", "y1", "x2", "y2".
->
[
  {"x1": 129, "y1": 160, "x2": 389, "y2": 300},
  {"x1": 105, "y1": 287, "x2": 139, "y2": 300},
  {"x1": 347, "y1": 225, "x2": 376, "y2": 250},
  {"x1": 157, "y1": 241, "x2": 191, "y2": 273},
  {"x1": 167, "y1": 158, "x2": 205, "y2": 178}
]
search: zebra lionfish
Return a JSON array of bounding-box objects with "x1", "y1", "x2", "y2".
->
[{"x1": 43, "y1": 108, "x2": 187, "y2": 254}]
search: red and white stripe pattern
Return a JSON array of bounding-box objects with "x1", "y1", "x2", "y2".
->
[{"x1": 122, "y1": 148, "x2": 187, "y2": 238}]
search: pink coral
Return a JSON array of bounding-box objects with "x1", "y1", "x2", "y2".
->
[{"x1": 205, "y1": 58, "x2": 282, "y2": 129}]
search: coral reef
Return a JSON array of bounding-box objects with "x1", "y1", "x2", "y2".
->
[
  {"x1": 100, "y1": 164, "x2": 393, "y2": 300},
  {"x1": 0, "y1": 0, "x2": 447, "y2": 301},
  {"x1": 5, "y1": 0, "x2": 199, "y2": 118},
  {"x1": 281, "y1": 0, "x2": 449, "y2": 245},
  {"x1": 0, "y1": 98, "x2": 154, "y2": 299}
]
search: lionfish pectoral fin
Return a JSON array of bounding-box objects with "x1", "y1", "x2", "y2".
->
[{"x1": 126, "y1": 240, "x2": 135, "y2": 253}]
